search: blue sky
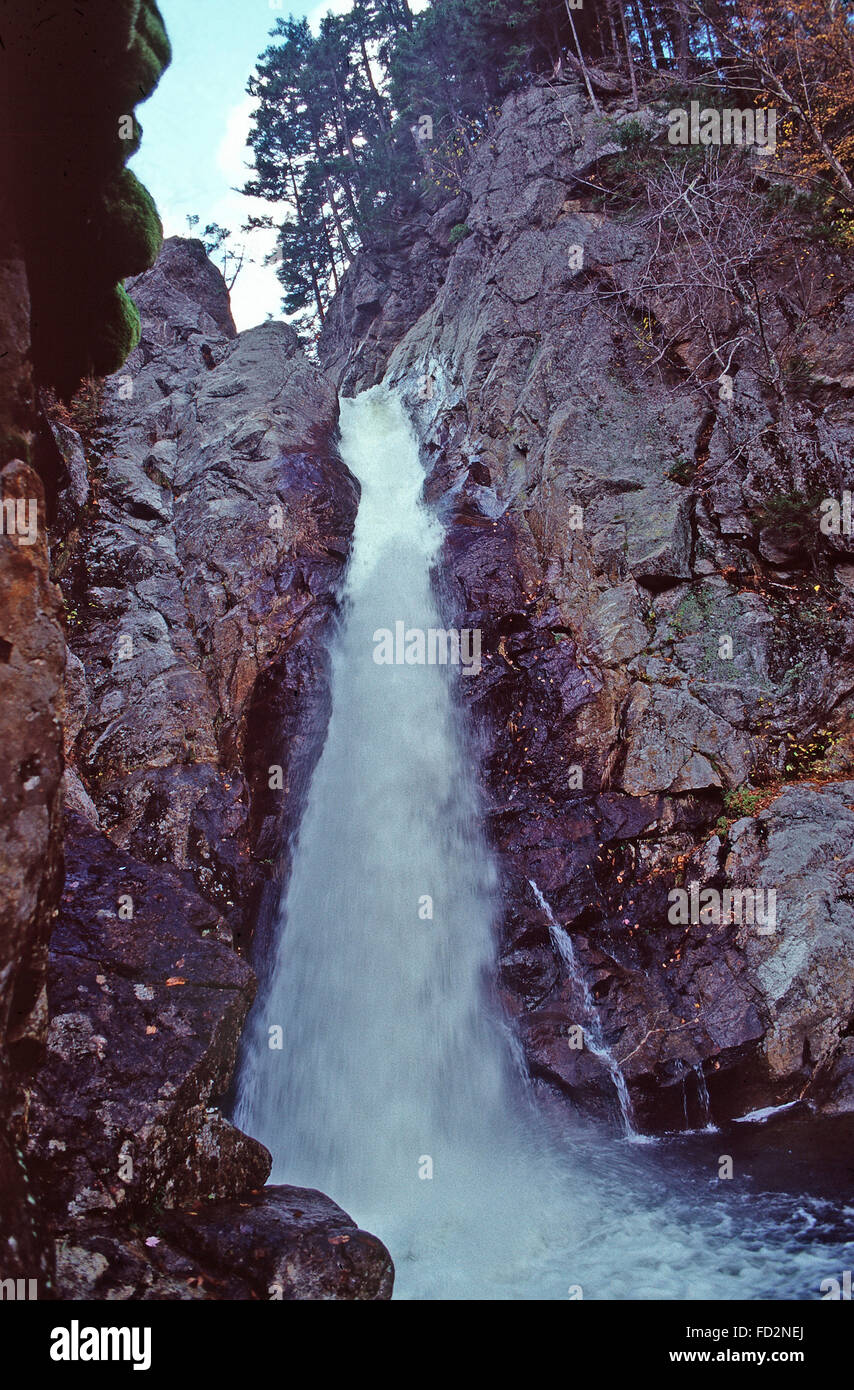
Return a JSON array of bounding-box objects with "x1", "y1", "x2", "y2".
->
[{"x1": 131, "y1": 0, "x2": 352, "y2": 329}]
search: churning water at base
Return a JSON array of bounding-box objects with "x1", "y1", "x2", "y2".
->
[{"x1": 235, "y1": 385, "x2": 853, "y2": 1300}]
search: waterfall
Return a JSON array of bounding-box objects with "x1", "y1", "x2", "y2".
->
[
  {"x1": 234, "y1": 384, "x2": 526, "y2": 1280},
  {"x1": 676, "y1": 1059, "x2": 716, "y2": 1133},
  {"x1": 235, "y1": 383, "x2": 853, "y2": 1300},
  {"x1": 528, "y1": 878, "x2": 637, "y2": 1137},
  {"x1": 694, "y1": 1063, "x2": 714, "y2": 1131}
]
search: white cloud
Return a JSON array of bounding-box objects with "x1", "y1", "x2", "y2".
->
[
  {"x1": 152, "y1": 97, "x2": 281, "y2": 332},
  {"x1": 216, "y1": 96, "x2": 256, "y2": 183},
  {"x1": 304, "y1": 0, "x2": 354, "y2": 35}
]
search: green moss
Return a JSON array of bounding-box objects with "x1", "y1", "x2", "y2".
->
[
  {"x1": 99, "y1": 0, "x2": 144, "y2": 53},
  {"x1": 121, "y1": 2, "x2": 172, "y2": 106},
  {"x1": 114, "y1": 114, "x2": 144, "y2": 167},
  {"x1": 88, "y1": 285, "x2": 142, "y2": 379},
  {"x1": 99, "y1": 169, "x2": 163, "y2": 278},
  {"x1": 723, "y1": 787, "x2": 763, "y2": 819},
  {"x1": 754, "y1": 487, "x2": 824, "y2": 534},
  {"x1": 616, "y1": 118, "x2": 652, "y2": 149},
  {"x1": 139, "y1": 1, "x2": 172, "y2": 69},
  {"x1": 666, "y1": 455, "x2": 695, "y2": 485},
  {"x1": 37, "y1": 283, "x2": 141, "y2": 395},
  {"x1": 448, "y1": 221, "x2": 471, "y2": 245},
  {"x1": 124, "y1": 36, "x2": 165, "y2": 105},
  {"x1": 11, "y1": 1, "x2": 171, "y2": 395}
]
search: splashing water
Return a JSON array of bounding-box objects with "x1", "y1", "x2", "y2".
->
[
  {"x1": 235, "y1": 384, "x2": 853, "y2": 1300},
  {"x1": 528, "y1": 877, "x2": 637, "y2": 1137},
  {"x1": 695, "y1": 1063, "x2": 714, "y2": 1131}
]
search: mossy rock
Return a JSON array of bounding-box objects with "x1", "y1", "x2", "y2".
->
[
  {"x1": 88, "y1": 285, "x2": 142, "y2": 379},
  {"x1": 106, "y1": 114, "x2": 144, "y2": 175},
  {"x1": 33, "y1": 284, "x2": 140, "y2": 396},
  {"x1": 97, "y1": 169, "x2": 164, "y2": 279},
  {"x1": 11, "y1": 0, "x2": 170, "y2": 395},
  {"x1": 139, "y1": 0, "x2": 171, "y2": 70},
  {"x1": 91, "y1": 0, "x2": 143, "y2": 53},
  {"x1": 119, "y1": 1, "x2": 172, "y2": 107}
]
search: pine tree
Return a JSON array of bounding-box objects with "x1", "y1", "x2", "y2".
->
[{"x1": 243, "y1": 0, "x2": 854, "y2": 331}]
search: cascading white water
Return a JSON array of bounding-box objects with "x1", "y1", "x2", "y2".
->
[
  {"x1": 235, "y1": 384, "x2": 853, "y2": 1300},
  {"x1": 236, "y1": 382, "x2": 517, "y2": 1212},
  {"x1": 528, "y1": 877, "x2": 637, "y2": 1137}
]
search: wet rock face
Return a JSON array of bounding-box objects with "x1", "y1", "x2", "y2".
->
[
  {"x1": 318, "y1": 198, "x2": 466, "y2": 394},
  {"x1": 727, "y1": 784, "x2": 854, "y2": 1093},
  {"x1": 0, "y1": 461, "x2": 65, "y2": 1063},
  {"x1": 328, "y1": 82, "x2": 854, "y2": 1130},
  {"x1": 28, "y1": 816, "x2": 271, "y2": 1224},
  {"x1": 55, "y1": 1187, "x2": 394, "y2": 1301},
  {"x1": 26, "y1": 239, "x2": 390, "y2": 1297}
]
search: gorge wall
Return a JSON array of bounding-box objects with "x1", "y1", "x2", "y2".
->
[
  {"x1": 4, "y1": 238, "x2": 392, "y2": 1299},
  {"x1": 4, "y1": 69, "x2": 854, "y2": 1300},
  {"x1": 320, "y1": 80, "x2": 854, "y2": 1132}
]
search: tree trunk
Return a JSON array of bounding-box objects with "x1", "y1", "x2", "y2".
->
[
  {"x1": 629, "y1": 0, "x2": 653, "y2": 65},
  {"x1": 288, "y1": 163, "x2": 325, "y2": 323},
  {"x1": 605, "y1": 0, "x2": 620, "y2": 65},
  {"x1": 333, "y1": 85, "x2": 359, "y2": 165},
  {"x1": 565, "y1": 0, "x2": 601, "y2": 113},
  {"x1": 324, "y1": 175, "x2": 357, "y2": 261},
  {"x1": 617, "y1": 0, "x2": 639, "y2": 108},
  {"x1": 643, "y1": 0, "x2": 669, "y2": 66},
  {"x1": 668, "y1": 1, "x2": 690, "y2": 76},
  {"x1": 336, "y1": 167, "x2": 365, "y2": 238},
  {"x1": 359, "y1": 35, "x2": 390, "y2": 131}
]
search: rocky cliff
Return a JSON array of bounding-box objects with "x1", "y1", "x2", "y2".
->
[
  {"x1": 5, "y1": 72, "x2": 854, "y2": 1299},
  {"x1": 319, "y1": 81, "x2": 854, "y2": 1131},
  {"x1": 0, "y1": 0, "x2": 174, "y2": 1293},
  {"x1": 16, "y1": 239, "x2": 392, "y2": 1299},
  {"x1": 0, "y1": 155, "x2": 68, "y2": 1300}
]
